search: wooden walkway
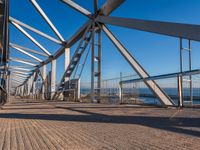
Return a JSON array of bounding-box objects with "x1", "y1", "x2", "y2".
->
[{"x1": 0, "y1": 98, "x2": 199, "y2": 150}]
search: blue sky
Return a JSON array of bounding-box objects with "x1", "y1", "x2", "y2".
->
[{"x1": 9, "y1": 0, "x2": 200, "y2": 83}]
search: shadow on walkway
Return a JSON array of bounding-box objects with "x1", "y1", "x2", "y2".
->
[{"x1": 0, "y1": 107, "x2": 199, "y2": 137}]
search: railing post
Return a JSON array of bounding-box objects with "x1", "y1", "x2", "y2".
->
[
  {"x1": 178, "y1": 74, "x2": 183, "y2": 107},
  {"x1": 32, "y1": 81, "x2": 36, "y2": 99},
  {"x1": 42, "y1": 65, "x2": 46, "y2": 99},
  {"x1": 51, "y1": 59, "x2": 56, "y2": 100},
  {"x1": 119, "y1": 82, "x2": 123, "y2": 104},
  {"x1": 119, "y1": 72, "x2": 123, "y2": 104},
  {"x1": 188, "y1": 40, "x2": 193, "y2": 105}
]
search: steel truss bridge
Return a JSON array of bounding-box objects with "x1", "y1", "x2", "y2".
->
[{"x1": 0, "y1": 0, "x2": 200, "y2": 107}]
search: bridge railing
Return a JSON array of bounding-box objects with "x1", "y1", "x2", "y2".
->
[
  {"x1": 80, "y1": 70, "x2": 200, "y2": 107},
  {"x1": 120, "y1": 70, "x2": 200, "y2": 107}
]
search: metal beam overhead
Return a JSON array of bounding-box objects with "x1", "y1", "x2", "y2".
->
[
  {"x1": 39, "y1": 20, "x2": 91, "y2": 68},
  {"x1": 94, "y1": 0, "x2": 98, "y2": 14},
  {"x1": 9, "y1": 57, "x2": 37, "y2": 66},
  {"x1": 10, "y1": 43, "x2": 48, "y2": 57},
  {"x1": 10, "y1": 21, "x2": 51, "y2": 56},
  {"x1": 10, "y1": 70, "x2": 31, "y2": 75},
  {"x1": 10, "y1": 75, "x2": 27, "y2": 80},
  {"x1": 9, "y1": 65, "x2": 35, "y2": 68},
  {"x1": 11, "y1": 79, "x2": 23, "y2": 83},
  {"x1": 9, "y1": 66, "x2": 32, "y2": 72},
  {"x1": 10, "y1": 68, "x2": 32, "y2": 73},
  {"x1": 9, "y1": 57, "x2": 39, "y2": 63},
  {"x1": 101, "y1": 24, "x2": 174, "y2": 106},
  {"x1": 10, "y1": 44, "x2": 43, "y2": 62},
  {"x1": 43, "y1": 0, "x2": 124, "y2": 71},
  {"x1": 30, "y1": 0, "x2": 64, "y2": 42},
  {"x1": 97, "y1": 16, "x2": 200, "y2": 42},
  {"x1": 10, "y1": 68, "x2": 33, "y2": 74},
  {"x1": 11, "y1": 78, "x2": 24, "y2": 83},
  {"x1": 9, "y1": 17, "x2": 62, "y2": 44},
  {"x1": 11, "y1": 73, "x2": 28, "y2": 78},
  {"x1": 100, "y1": 0, "x2": 125, "y2": 16},
  {"x1": 61, "y1": 0, "x2": 92, "y2": 17},
  {"x1": 11, "y1": 77, "x2": 25, "y2": 82}
]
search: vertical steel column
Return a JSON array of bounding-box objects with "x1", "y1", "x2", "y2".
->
[
  {"x1": 178, "y1": 75, "x2": 183, "y2": 107},
  {"x1": 189, "y1": 40, "x2": 193, "y2": 104},
  {"x1": 18, "y1": 86, "x2": 21, "y2": 96},
  {"x1": 22, "y1": 85, "x2": 24, "y2": 98},
  {"x1": 20, "y1": 86, "x2": 22, "y2": 97},
  {"x1": 42, "y1": 65, "x2": 46, "y2": 99},
  {"x1": 30, "y1": 73, "x2": 34, "y2": 98},
  {"x1": 63, "y1": 47, "x2": 70, "y2": 100},
  {"x1": 7, "y1": 71, "x2": 10, "y2": 102},
  {"x1": 51, "y1": 59, "x2": 56, "y2": 100},
  {"x1": 97, "y1": 28, "x2": 102, "y2": 102},
  {"x1": 27, "y1": 78, "x2": 31, "y2": 96},
  {"x1": 179, "y1": 38, "x2": 183, "y2": 107},
  {"x1": 91, "y1": 23, "x2": 95, "y2": 102},
  {"x1": 32, "y1": 81, "x2": 36, "y2": 99},
  {"x1": 179, "y1": 38, "x2": 193, "y2": 106},
  {"x1": 77, "y1": 78, "x2": 80, "y2": 100},
  {"x1": 64, "y1": 48, "x2": 70, "y2": 78},
  {"x1": 119, "y1": 72, "x2": 123, "y2": 103},
  {"x1": 15, "y1": 87, "x2": 17, "y2": 96},
  {"x1": 91, "y1": 23, "x2": 101, "y2": 103}
]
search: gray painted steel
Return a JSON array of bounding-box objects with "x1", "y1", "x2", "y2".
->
[
  {"x1": 30, "y1": 0, "x2": 64, "y2": 42},
  {"x1": 102, "y1": 24, "x2": 174, "y2": 106},
  {"x1": 96, "y1": 16, "x2": 200, "y2": 41},
  {"x1": 61, "y1": 0, "x2": 92, "y2": 17}
]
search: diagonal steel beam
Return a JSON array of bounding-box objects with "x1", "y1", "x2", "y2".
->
[
  {"x1": 11, "y1": 80, "x2": 22, "y2": 86},
  {"x1": 9, "y1": 57, "x2": 37, "y2": 66},
  {"x1": 10, "y1": 75, "x2": 27, "y2": 80},
  {"x1": 30, "y1": 0, "x2": 64, "y2": 42},
  {"x1": 11, "y1": 73, "x2": 29, "y2": 78},
  {"x1": 20, "y1": 20, "x2": 91, "y2": 78},
  {"x1": 10, "y1": 77, "x2": 25, "y2": 82},
  {"x1": 10, "y1": 21, "x2": 51, "y2": 56},
  {"x1": 51, "y1": 0, "x2": 123, "y2": 63},
  {"x1": 10, "y1": 70, "x2": 31, "y2": 75},
  {"x1": 12, "y1": 69, "x2": 32, "y2": 74},
  {"x1": 94, "y1": 0, "x2": 98, "y2": 14},
  {"x1": 53, "y1": 24, "x2": 92, "y2": 99},
  {"x1": 10, "y1": 44, "x2": 43, "y2": 62},
  {"x1": 9, "y1": 66, "x2": 33, "y2": 72},
  {"x1": 9, "y1": 57, "x2": 38, "y2": 63},
  {"x1": 101, "y1": 24, "x2": 174, "y2": 106},
  {"x1": 11, "y1": 77, "x2": 27, "y2": 82},
  {"x1": 19, "y1": 20, "x2": 92, "y2": 86},
  {"x1": 8, "y1": 65, "x2": 36, "y2": 68},
  {"x1": 46, "y1": 20, "x2": 91, "y2": 63},
  {"x1": 10, "y1": 43, "x2": 48, "y2": 57},
  {"x1": 11, "y1": 79, "x2": 23, "y2": 83},
  {"x1": 9, "y1": 17, "x2": 62, "y2": 44},
  {"x1": 61, "y1": 0, "x2": 92, "y2": 17},
  {"x1": 97, "y1": 16, "x2": 200, "y2": 42},
  {"x1": 100, "y1": 0, "x2": 125, "y2": 16}
]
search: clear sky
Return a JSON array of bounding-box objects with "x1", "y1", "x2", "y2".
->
[{"x1": 9, "y1": 0, "x2": 200, "y2": 83}]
